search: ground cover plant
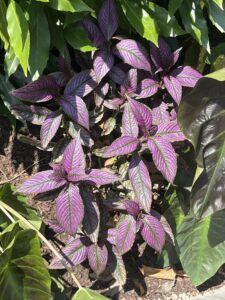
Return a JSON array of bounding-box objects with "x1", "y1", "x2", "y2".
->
[{"x1": 1, "y1": 0, "x2": 225, "y2": 299}]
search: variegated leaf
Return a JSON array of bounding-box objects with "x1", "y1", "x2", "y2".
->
[
  {"x1": 136, "y1": 79, "x2": 159, "y2": 99},
  {"x1": 98, "y1": 0, "x2": 118, "y2": 40},
  {"x1": 156, "y1": 121, "x2": 186, "y2": 142},
  {"x1": 163, "y1": 75, "x2": 182, "y2": 104},
  {"x1": 40, "y1": 111, "x2": 62, "y2": 148},
  {"x1": 93, "y1": 50, "x2": 114, "y2": 83},
  {"x1": 88, "y1": 244, "x2": 108, "y2": 276},
  {"x1": 171, "y1": 66, "x2": 202, "y2": 87},
  {"x1": 108, "y1": 248, "x2": 126, "y2": 286},
  {"x1": 129, "y1": 98, "x2": 152, "y2": 131},
  {"x1": 85, "y1": 169, "x2": 119, "y2": 185},
  {"x1": 122, "y1": 102, "x2": 139, "y2": 138}
]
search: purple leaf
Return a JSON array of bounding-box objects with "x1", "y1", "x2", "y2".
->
[
  {"x1": 10, "y1": 75, "x2": 59, "y2": 102},
  {"x1": 40, "y1": 111, "x2": 62, "y2": 148},
  {"x1": 94, "y1": 83, "x2": 109, "y2": 107},
  {"x1": 67, "y1": 122, "x2": 94, "y2": 148},
  {"x1": 103, "y1": 98, "x2": 124, "y2": 110},
  {"x1": 64, "y1": 69, "x2": 97, "y2": 97},
  {"x1": 93, "y1": 50, "x2": 114, "y2": 83},
  {"x1": 88, "y1": 244, "x2": 108, "y2": 276},
  {"x1": 136, "y1": 79, "x2": 159, "y2": 99},
  {"x1": 152, "y1": 101, "x2": 170, "y2": 125},
  {"x1": 63, "y1": 135, "x2": 86, "y2": 174},
  {"x1": 56, "y1": 184, "x2": 84, "y2": 236},
  {"x1": 114, "y1": 39, "x2": 151, "y2": 71},
  {"x1": 49, "y1": 71, "x2": 70, "y2": 87},
  {"x1": 85, "y1": 168, "x2": 119, "y2": 185},
  {"x1": 108, "y1": 247, "x2": 126, "y2": 286},
  {"x1": 17, "y1": 170, "x2": 66, "y2": 194},
  {"x1": 140, "y1": 214, "x2": 165, "y2": 252},
  {"x1": 128, "y1": 98, "x2": 152, "y2": 131},
  {"x1": 128, "y1": 155, "x2": 152, "y2": 212},
  {"x1": 100, "y1": 136, "x2": 139, "y2": 158},
  {"x1": 123, "y1": 200, "x2": 140, "y2": 217},
  {"x1": 156, "y1": 121, "x2": 186, "y2": 142},
  {"x1": 109, "y1": 65, "x2": 127, "y2": 85},
  {"x1": 81, "y1": 19, "x2": 105, "y2": 49},
  {"x1": 107, "y1": 228, "x2": 117, "y2": 245},
  {"x1": 121, "y1": 69, "x2": 137, "y2": 96},
  {"x1": 171, "y1": 66, "x2": 202, "y2": 87},
  {"x1": 163, "y1": 76, "x2": 182, "y2": 104},
  {"x1": 147, "y1": 136, "x2": 177, "y2": 183},
  {"x1": 59, "y1": 95, "x2": 89, "y2": 130},
  {"x1": 50, "y1": 163, "x2": 66, "y2": 180},
  {"x1": 49, "y1": 237, "x2": 88, "y2": 269},
  {"x1": 122, "y1": 102, "x2": 139, "y2": 138},
  {"x1": 150, "y1": 38, "x2": 174, "y2": 71},
  {"x1": 115, "y1": 214, "x2": 136, "y2": 255},
  {"x1": 80, "y1": 188, "x2": 100, "y2": 243},
  {"x1": 98, "y1": 0, "x2": 118, "y2": 40},
  {"x1": 44, "y1": 219, "x2": 65, "y2": 234}
]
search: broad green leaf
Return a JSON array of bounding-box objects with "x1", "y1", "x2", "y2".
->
[
  {"x1": 205, "y1": 67, "x2": 225, "y2": 80},
  {"x1": 46, "y1": 10, "x2": 65, "y2": 53},
  {"x1": 64, "y1": 23, "x2": 96, "y2": 52},
  {"x1": 0, "y1": 0, "x2": 9, "y2": 49},
  {"x1": 206, "y1": 0, "x2": 225, "y2": 33},
  {"x1": 177, "y1": 209, "x2": 225, "y2": 286},
  {"x1": 49, "y1": 0, "x2": 93, "y2": 12},
  {"x1": 64, "y1": 12, "x2": 89, "y2": 27},
  {"x1": 0, "y1": 222, "x2": 22, "y2": 250},
  {"x1": 6, "y1": 1, "x2": 30, "y2": 76},
  {"x1": 28, "y1": 3, "x2": 50, "y2": 79},
  {"x1": 4, "y1": 47, "x2": 20, "y2": 77},
  {"x1": 212, "y1": 0, "x2": 224, "y2": 10},
  {"x1": 72, "y1": 288, "x2": 109, "y2": 300},
  {"x1": 168, "y1": 0, "x2": 184, "y2": 14},
  {"x1": 178, "y1": 77, "x2": 225, "y2": 218},
  {"x1": 0, "y1": 229, "x2": 52, "y2": 300},
  {"x1": 120, "y1": 0, "x2": 158, "y2": 46},
  {"x1": 179, "y1": 0, "x2": 210, "y2": 52}
]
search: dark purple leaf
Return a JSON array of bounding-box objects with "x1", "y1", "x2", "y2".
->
[
  {"x1": 115, "y1": 214, "x2": 136, "y2": 255},
  {"x1": 150, "y1": 38, "x2": 174, "y2": 70},
  {"x1": 67, "y1": 122, "x2": 94, "y2": 148},
  {"x1": 93, "y1": 50, "x2": 114, "y2": 83},
  {"x1": 171, "y1": 66, "x2": 202, "y2": 87},
  {"x1": 40, "y1": 111, "x2": 62, "y2": 148},
  {"x1": 122, "y1": 102, "x2": 139, "y2": 138},
  {"x1": 114, "y1": 39, "x2": 151, "y2": 71},
  {"x1": 147, "y1": 136, "x2": 177, "y2": 183},
  {"x1": 140, "y1": 214, "x2": 165, "y2": 252},
  {"x1": 17, "y1": 170, "x2": 66, "y2": 194},
  {"x1": 103, "y1": 98, "x2": 124, "y2": 110},
  {"x1": 49, "y1": 237, "x2": 88, "y2": 269},
  {"x1": 120, "y1": 69, "x2": 137, "y2": 96},
  {"x1": 44, "y1": 219, "x2": 65, "y2": 234},
  {"x1": 94, "y1": 83, "x2": 109, "y2": 107},
  {"x1": 10, "y1": 75, "x2": 59, "y2": 102},
  {"x1": 163, "y1": 76, "x2": 182, "y2": 104},
  {"x1": 56, "y1": 184, "x2": 84, "y2": 236},
  {"x1": 107, "y1": 228, "x2": 116, "y2": 245},
  {"x1": 81, "y1": 19, "x2": 105, "y2": 49},
  {"x1": 98, "y1": 0, "x2": 118, "y2": 40},
  {"x1": 108, "y1": 247, "x2": 126, "y2": 286},
  {"x1": 49, "y1": 71, "x2": 70, "y2": 87},
  {"x1": 64, "y1": 69, "x2": 97, "y2": 97},
  {"x1": 85, "y1": 169, "x2": 120, "y2": 185},
  {"x1": 128, "y1": 155, "x2": 152, "y2": 212},
  {"x1": 50, "y1": 163, "x2": 66, "y2": 179},
  {"x1": 123, "y1": 200, "x2": 140, "y2": 217},
  {"x1": 156, "y1": 121, "x2": 186, "y2": 142},
  {"x1": 109, "y1": 65, "x2": 127, "y2": 85},
  {"x1": 88, "y1": 244, "x2": 108, "y2": 276},
  {"x1": 152, "y1": 101, "x2": 170, "y2": 125},
  {"x1": 136, "y1": 79, "x2": 159, "y2": 99},
  {"x1": 59, "y1": 95, "x2": 89, "y2": 130},
  {"x1": 129, "y1": 98, "x2": 152, "y2": 131}
]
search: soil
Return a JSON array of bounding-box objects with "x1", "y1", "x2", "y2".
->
[{"x1": 1, "y1": 115, "x2": 225, "y2": 300}]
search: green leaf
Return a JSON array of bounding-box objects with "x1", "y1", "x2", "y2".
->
[
  {"x1": 64, "y1": 23, "x2": 96, "y2": 52},
  {"x1": 0, "y1": 0, "x2": 9, "y2": 49},
  {"x1": 179, "y1": 0, "x2": 210, "y2": 52},
  {"x1": 6, "y1": 1, "x2": 30, "y2": 76},
  {"x1": 0, "y1": 229, "x2": 52, "y2": 300},
  {"x1": 4, "y1": 47, "x2": 20, "y2": 77},
  {"x1": 205, "y1": 67, "x2": 225, "y2": 81},
  {"x1": 119, "y1": 0, "x2": 158, "y2": 46},
  {"x1": 36, "y1": 0, "x2": 49, "y2": 2},
  {"x1": 72, "y1": 288, "x2": 109, "y2": 300},
  {"x1": 47, "y1": 10, "x2": 65, "y2": 53},
  {"x1": 168, "y1": 0, "x2": 184, "y2": 14},
  {"x1": 49, "y1": 0, "x2": 93, "y2": 12},
  {"x1": 64, "y1": 11, "x2": 89, "y2": 27},
  {"x1": 178, "y1": 77, "x2": 225, "y2": 218},
  {"x1": 177, "y1": 209, "x2": 225, "y2": 286},
  {"x1": 28, "y1": 3, "x2": 50, "y2": 79},
  {"x1": 0, "y1": 100, "x2": 16, "y2": 128},
  {"x1": 212, "y1": 0, "x2": 224, "y2": 10},
  {"x1": 206, "y1": 0, "x2": 225, "y2": 33},
  {"x1": 0, "y1": 222, "x2": 22, "y2": 250}
]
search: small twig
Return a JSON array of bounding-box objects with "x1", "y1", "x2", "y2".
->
[{"x1": 0, "y1": 206, "x2": 15, "y2": 223}]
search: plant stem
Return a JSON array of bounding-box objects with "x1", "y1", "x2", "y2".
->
[
  {"x1": 0, "y1": 206, "x2": 15, "y2": 223},
  {"x1": 0, "y1": 200, "x2": 82, "y2": 289}
]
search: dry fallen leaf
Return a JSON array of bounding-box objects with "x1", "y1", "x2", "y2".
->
[
  {"x1": 104, "y1": 157, "x2": 117, "y2": 167},
  {"x1": 141, "y1": 266, "x2": 187, "y2": 280}
]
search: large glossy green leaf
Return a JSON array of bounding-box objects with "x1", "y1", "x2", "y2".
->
[
  {"x1": 0, "y1": 0, "x2": 9, "y2": 49},
  {"x1": 178, "y1": 77, "x2": 225, "y2": 218},
  {"x1": 0, "y1": 229, "x2": 52, "y2": 300},
  {"x1": 119, "y1": 0, "x2": 158, "y2": 46},
  {"x1": 49, "y1": 0, "x2": 93, "y2": 12},
  {"x1": 177, "y1": 209, "x2": 225, "y2": 286},
  {"x1": 4, "y1": 47, "x2": 20, "y2": 77},
  {"x1": 72, "y1": 288, "x2": 109, "y2": 300},
  {"x1": 206, "y1": 0, "x2": 225, "y2": 33},
  {"x1": 28, "y1": 3, "x2": 50, "y2": 79},
  {"x1": 212, "y1": 0, "x2": 224, "y2": 10},
  {"x1": 47, "y1": 10, "x2": 65, "y2": 53},
  {"x1": 168, "y1": 0, "x2": 184, "y2": 14},
  {"x1": 6, "y1": 1, "x2": 30, "y2": 76}
]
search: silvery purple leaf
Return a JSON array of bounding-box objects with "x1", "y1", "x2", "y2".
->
[
  {"x1": 107, "y1": 228, "x2": 117, "y2": 245},
  {"x1": 147, "y1": 136, "x2": 177, "y2": 183},
  {"x1": 93, "y1": 50, "x2": 114, "y2": 83},
  {"x1": 108, "y1": 247, "x2": 126, "y2": 286},
  {"x1": 115, "y1": 214, "x2": 136, "y2": 255},
  {"x1": 63, "y1": 135, "x2": 86, "y2": 174},
  {"x1": 109, "y1": 65, "x2": 127, "y2": 85},
  {"x1": 156, "y1": 121, "x2": 186, "y2": 142},
  {"x1": 49, "y1": 237, "x2": 88, "y2": 269},
  {"x1": 17, "y1": 170, "x2": 66, "y2": 194},
  {"x1": 128, "y1": 98, "x2": 152, "y2": 131},
  {"x1": 88, "y1": 244, "x2": 108, "y2": 276},
  {"x1": 150, "y1": 38, "x2": 174, "y2": 70},
  {"x1": 152, "y1": 101, "x2": 170, "y2": 125},
  {"x1": 122, "y1": 102, "x2": 139, "y2": 138},
  {"x1": 49, "y1": 72, "x2": 70, "y2": 87},
  {"x1": 85, "y1": 169, "x2": 119, "y2": 185},
  {"x1": 59, "y1": 95, "x2": 89, "y2": 130},
  {"x1": 98, "y1": 0, "x2": 118, "y2": 40},
  {"x1": 56, "y1": 184, "x2": 84, "y2": 236},
  {"x1": 94, "y1": 83, "x2": 109, "y2": 107},
  {"x1": 50, "y1": 163, "x2": 66, "y2": 179},
  {"x1": 81, "y1": 19, "x2": 105, "y2": 49},
  {"x1": 44, "y1": 219, "x2": 65, "y2": 234},
  {"x1": 64, "y1": 69, "x2": 97, "y2": 97},
  {"x1": 103, "y1": 98, "x2": 124, "y2": 110},
  {"x1": 11, "y1": 104, "x2": 51, "y2": 125},
  {"x1": 140, "y1": 214, "x2": 165, "y2": 252},
  {"x1": 128, "y1": 155, "x2": 152, "y2": 212},
  {"x1": 10, "y1": 75, "x2": 59, "y2": 102},
  {"x1": 67, "y1": 122, "x2": 94, "y2": 148},
  {"x1": 114, "y1": 39, "x2": 151, "y2": 71},
  {"x1": 123, "y1": 199, "x2": 140, "y2": 217},
  {"x1": 121, "y1": 69, "x2": 137, "y2": 96},
  {"x1": 40, "y1": 111, "x2": 62, "y2": 148},
  {"x1": 136, "y1": 79, "x2": 159, "y2": 99},
  {"x1": 100, "y1": 136, "x2": 139, "y2": 158},
  {"x1": 171, "y1": 66, "x2": 202, "y2": 87},
  {"x1": 163, "y1": 76, "x2": 182, "y2": 104}
]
